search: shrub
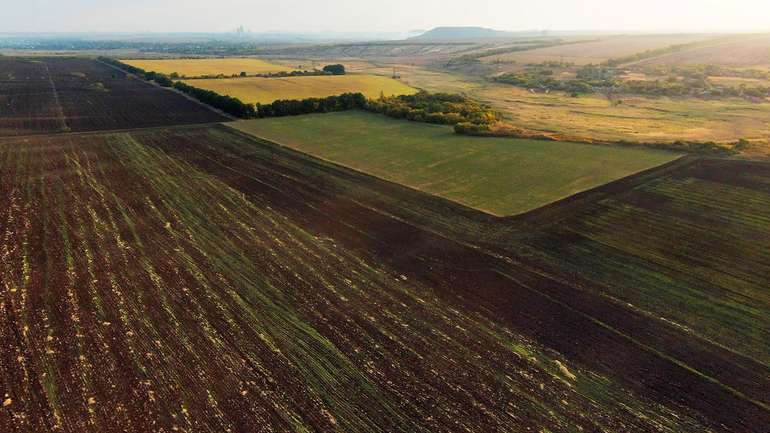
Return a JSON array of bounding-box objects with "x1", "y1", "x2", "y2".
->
[
  {"x1": 365, "y1": 91, "x2": 499, "y2": 126},
  {"x1": 172, "y1": 81, "x2": 256, "y2": 118},
  {"x1": 322, "y1": 64, "x2": 346, "y2": 75}
]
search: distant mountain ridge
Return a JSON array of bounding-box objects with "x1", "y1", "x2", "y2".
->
[{"x1": 409, "y1": 26, "x2": 516, "y2": 40}]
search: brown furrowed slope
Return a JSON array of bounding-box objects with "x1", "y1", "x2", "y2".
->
[
  {"x1": 2, "y1": 126, "x2": 748, "y2": 433},
  {"x1": 0, "y1": 59, "x2": 64, "y2": 136},
  {"x1": 0, "y1": 58, "x2": 226, "y2": 137},
  {"x1": 1, "y1": 127, "x2": 727, "y2": 433},
  {"x1": 147, "y1": 125, "x2": 769, "y2": 432},
  {"x1": 505, "y1": 158, "x2": 770, "y2": 369}
]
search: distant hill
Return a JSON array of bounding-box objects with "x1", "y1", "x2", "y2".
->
[{"x1": 409, "y1": 26, "x2": 516, "y2": 41}]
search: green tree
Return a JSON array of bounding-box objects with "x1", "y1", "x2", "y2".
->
[{"x1": 322, "y1": 64, "x2": 346, "y2": 75}]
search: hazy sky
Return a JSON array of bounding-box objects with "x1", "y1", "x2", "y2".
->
[{"x1": 4, "y1": 0, "x2": 770, "y2": 34}]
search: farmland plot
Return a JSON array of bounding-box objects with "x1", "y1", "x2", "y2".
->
[
  {"x1": 232, "y1": 111, "x2": 679, "y2": 216},
  {"x1": 0, "y1": 125, "x2": 737, "y2": 433},
  {"x1": 509, "y1": 158, "x2": 770, "y2": 368},
  {"x1": 0, "y1": 57, "x2": 227, "y2": 136},
  {"x1": 122, "y1": 58, "x2": 292, "y2": 77},
  {"x1": 0, "y1": 59, "x2": 64, "y2": 136},
  {"x1": 137, "y1": 126, "x2": 769, "y2": 433},
  {"x1": 186, "y1": 75, "x2": 417, "y2": 104},
  {"x1": 635, "y1": 34, "x2": 770, "y2": 67},
  {"x1": 479, "y1": 34, "x2": 716, "y2": 65}
]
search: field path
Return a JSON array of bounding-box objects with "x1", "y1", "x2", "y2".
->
[{"x1": 42, "y1": 62, "x2": 69, "y2": 132}]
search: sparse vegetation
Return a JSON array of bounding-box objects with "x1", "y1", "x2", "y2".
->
[
  {"x1": 495, "y1": 63, "x2": 770, "y2": 99},
  {"x1": 475, "y1": 82, "x2": 770, "y2": 153}
]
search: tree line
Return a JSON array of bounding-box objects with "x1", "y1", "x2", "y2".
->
[
  {"x1": 177, "y1": 64, "x2": 346, "y2": 80},
  {"x1": 255, "y1": 93, "x2": 366, "y2": 117},
  {"x1": 366, "y1": 91, "x2": 500, "y2": 125}
]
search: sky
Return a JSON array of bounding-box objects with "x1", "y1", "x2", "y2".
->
[{"x1": 3, "y1": 0, "x2": 770, "y2": 34}]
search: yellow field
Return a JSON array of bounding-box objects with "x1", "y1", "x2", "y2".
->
[
  {"x1": 122, "y1": 58, "x2": 291, "y2": 77},
  {"x1": 185, "y1": 75, "x2": 418, "y2": 104},
  {"x1": 475, "y1": 84, "x2": 770, "y2": 147}
]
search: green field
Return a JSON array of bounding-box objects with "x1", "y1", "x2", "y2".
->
[{"x1": 231, "y1": 111, "x2": 680, "y2": 216}]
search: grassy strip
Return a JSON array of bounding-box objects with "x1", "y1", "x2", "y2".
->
[{"x1": 454, "y1": 121, "x2": 740, "y2": 156}]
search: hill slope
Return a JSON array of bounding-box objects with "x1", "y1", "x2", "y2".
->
[{"x1": 410, "y1": 26, "x2": 516, "y2": 40}]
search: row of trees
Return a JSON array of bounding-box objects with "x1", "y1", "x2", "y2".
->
[
  {"x1": 99, "y1": 57, "x2": 145, "y2": 75},
  {"x1": 366, "y1": 91, "x2": 500, "y2": 125},
  {"x1": 172, "y1": 81, "x2": 257, "y2": 117},
  {"x1": 181, "y1": 69, "x2": 334, "y2": 80},
  {"x1": 99, "y1": 57, "x2": 176, "y2": 87},
  {"x1": 494, "y1": 71, "x2": 594, "y2": 95},
  {"x1": 446, "y1": 40, "x2": 571, "y2": 67},
  {"x1": 255, "y1": 93, "x2": 366, "y2": 117},
  {"x1": 603, "y1": 40, "x2": 713, "y2": 67},
  {"x1": 175, "y1": 64, "x2": 346, "y2": 80}
]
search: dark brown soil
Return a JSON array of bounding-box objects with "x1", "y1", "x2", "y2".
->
[{"x1": 0, "y1": 57, "x2": 227, "y2": 136}]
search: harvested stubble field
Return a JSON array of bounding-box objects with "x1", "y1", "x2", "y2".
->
[
  {"x1": 476, "y1": 84, "x2": 770, "y2": 146},
  {"x1": 1, "y1": 124, "x2": 741, "y2": 433},
  {"x1": 635, "y1": 33, "x2": 770, "y2": 67},
  {"x1": 256, "y1": 42, "x2": 480, "y2": 62},
  {"x1": 185, "y1": 74, "x2": 417, "y2": 104},
  {"x1": 0, "y1": 57, "x2": 227, "y2": 136},
  {"x1": 121, "y1": 58, "x2": 292, "y2": 77},
  {"x1": 232, "y1": 110, "x2": 679, "y2": 216},
  {"x1": 479, "y1": 34, "x2": 715, "y2": 65}
]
